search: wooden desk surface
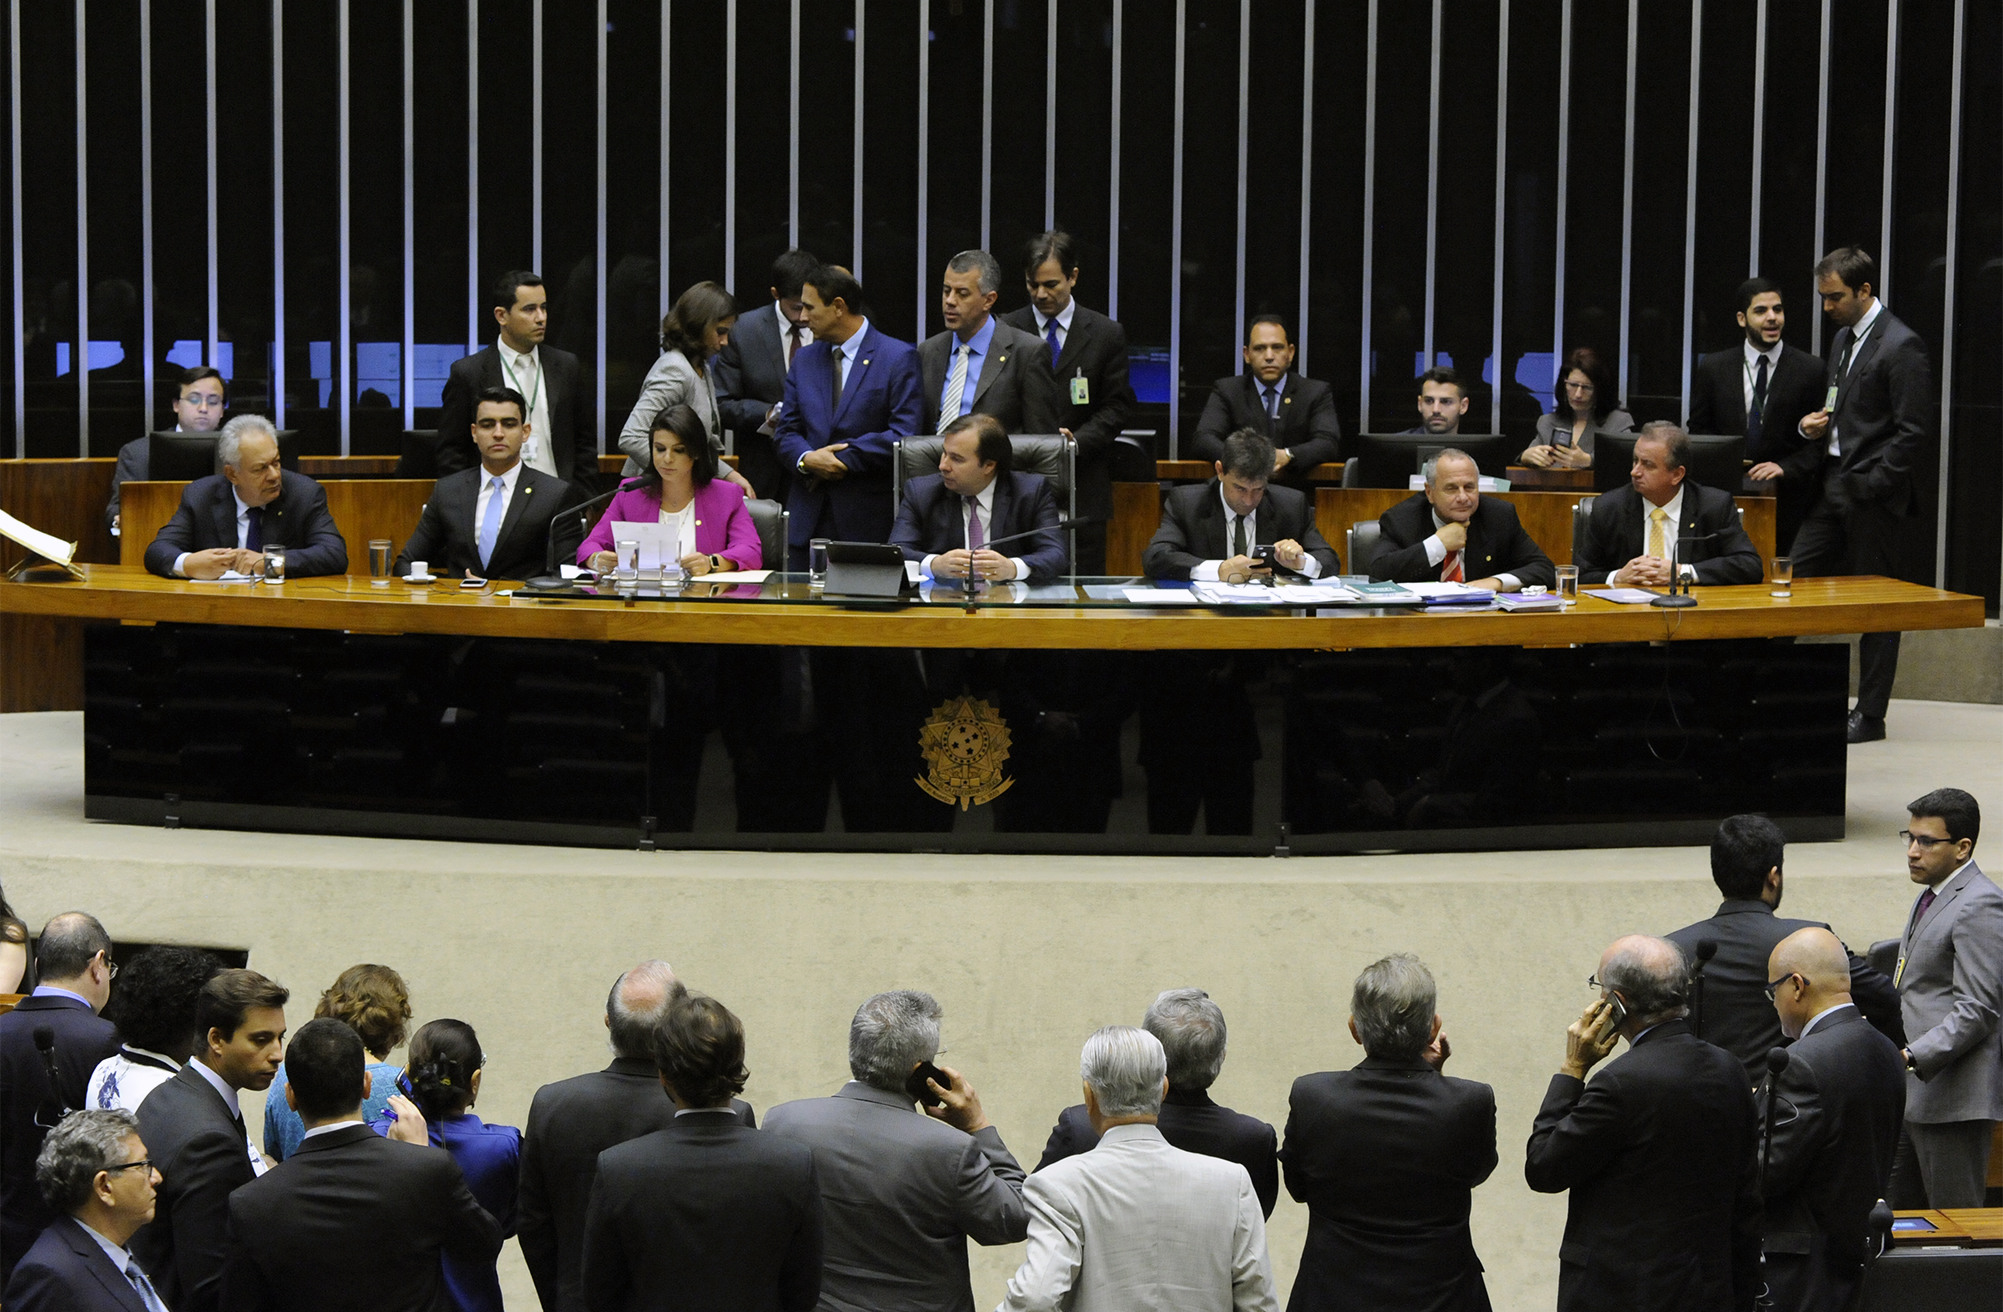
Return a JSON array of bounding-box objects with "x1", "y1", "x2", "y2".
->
[
  {"x1": 1939, "y1": 1209, "x2": 2003, "y2": 1245},
  {"x1": 1, "y1": 566, "x2": 1980, "y2": 652},
  {"x1": 1892, "y1": 1210, "x2": 1974, "y2": 1244}
]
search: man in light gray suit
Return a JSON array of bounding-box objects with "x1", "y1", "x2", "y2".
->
[
  {"x1": 1890, "y1": 787, "x2": 2003, "y2": 1208},
  {"x1": 998, "y1": 1027, "x2": 1277, "y2": 1312},
  {"x1": 918, "y1": 251, "x2": 1063, "y2": 437},
  {"x1": 762, "y1": 991, "x2": 1027, "y2": 1312}
]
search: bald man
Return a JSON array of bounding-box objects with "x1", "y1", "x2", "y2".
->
[
  {"x1": 515, "y1": 962, "x2": 756, "y2": 1312},
  {"x1": 1761, "y1": 929, "x2": 1905, "y2": 1312},
  {"x1": 1525, "y1": 935, "x2": 1761, "y2": 1312}
]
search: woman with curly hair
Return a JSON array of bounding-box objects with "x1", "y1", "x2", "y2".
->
[
  {"x1": 85, "y1": 945, "x2": 224, "y2": 1110},
  {"x1": 262, "y1": 963, "x2": 412, "y2": 1161},
  {"x1": 403, "y1": 1018, "x2": 520, "y2": 1312}
]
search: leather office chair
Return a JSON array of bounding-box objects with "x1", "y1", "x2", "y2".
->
[
  {"x1": 743, "y1": 498, "x2": 788, "y2": 571},
  {"x1": 1572, "y1": 495, "x2": 1598, "y2": 560},
  {"x1": 396, "y1": 429, "x2": 439, "y2": 479},
  {"x1": 1345, "y1": 520, "x2": 1383, "y2": 578},
  {"x1": 1339, "y1": 457, "x2": 1361, "y2": 489},
  {"x1": 893, "y1": 434, "x2": 1077, "y2": 566}
]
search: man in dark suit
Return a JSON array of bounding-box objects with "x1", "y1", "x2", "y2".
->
[
  {"x1": 1575, "y1": 422, "x2": 1761, "y2": 588},
  {"x1": 1142, "y1": 429, "x2": 1340, "y2": 582},
  {"x1": 107, "y1": 365, "x2": 228, "y2": 535},
  {"x1": 775, "y1": 266, "x2": 925, "y2": 563},
  {"x1": 392, "y1": 387, "x2": 576, "y2": 580},
  {"x1": 1761, "y1": 928, "x2": 1906, "y2": 1312},
  {"x1": 1036, "y1": 988, "x2": 1278, "y2": 1219},
  {"x1": 918, "y1": 250, "x2": 1062, "y2": 439},
  {"x1": 434, "y1": 270, "x2": 598, "y2": 496},
  {"x1": 890, "y1": 413, "x2": 1066, "y2": 585},
  {"x1": 1792, "y1": 247, "x2": 1935, "y2": 743},
  {"x1": 1525, "y1": 935, "x2": 1761, "y2": 1312},
  {"x1": 1690, "y1": 277, "x2": 1826, "y2": 552},
  {"x1": 218, "y1": 1018, "x2": 501, "y2": 1312},
  {"x1": 1002, "y1": 230, "x2": 1135, "y2": 573},
  {"x1": 131, "y1": 969, "x2": 289, "y2": 1312},
  {"x1": 1, "y1": 912, "x2": 120, "y2": 1283},
  {"x1": 517, "y1": 961, "x2": 754, "y2": 1312},
  {"x1": 1191, "y1": 316, "x2": 1342, "y2": 487},
  {"x1": 143, "y1": 416, "x2": 346, "y2": 579},
  {"x1": 1665, "y1": 814, "x2": 1903, "y2": 1076},
  {"x1": 582, "y1": 991, "x2": 821, "y2": 1312},
  {"x1": 713, "y1": 248, "x2": 819, "y2": 503},
  {"x1": 3, "y1": 1109, "x2": 168, "y2": 1311},
  {"x1": 1371, "y1": 447, "x2": 1554, "y2": 591},
  {"x1": 1283, "y1": 955, "x2": 1496, "y2": 1312}
]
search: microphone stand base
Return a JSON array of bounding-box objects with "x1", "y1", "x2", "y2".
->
[{"x1": 1649, "y1": 593, "x2": 1700, "y2": 608}]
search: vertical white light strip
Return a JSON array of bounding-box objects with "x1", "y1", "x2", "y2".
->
[
  {"x1": 141, "y1": 0, "x2": 154, "y2": 425},
  {"x1": 75, "y1": 0, "x2": 88, "y2": 454},
  {"x1": 1232, "y1": 0, "x2": 1248, "y2": 362},
  {"x1": 1935, "y1": 0, "x2": 1964, "y2": 587},
  {"x1": 1043, "y1": 0, "x2": 1056, "y2": 232},
  {"x1": 532, "y1": 0, "x2": 542, "y2": 273},
  {"x1": 1295, "y1": 1, "x2": 1312, "y2": 370},
  {"x1": 1616, "y1": 0, "x2": 1636, "y2": 405},
  {"x1": 1678, "y1": 1, "x2": 1702, "y2": 424},
  {"x1": 916, "y1": 0, "x2": 929, "y2": 336},
  {"x1": 725, "y1": 0, "x2": 737, "y2": 288},
  {"x1": 402, "y1": 0, "x2": 414, "y2": 430},
  {"x1": 595, "y1": 0, "x2": 607, "y2": 453},
  {"x1": 468, "y1": 0, "x2": 479, "y2": 352},
  {"x1": 979, "y1": 0, "x2": 992, "y2": 251},
  {"x1": 1422, "y1": 0, "x2": 1442, "y2": 367},
  {"x1": 1488, "y1": 0, "x2": 1509, "y2": 434},
  {"x1": 1358, "y1": 0, "x2": 1378, "y2": 434},
  {"x1": 272, "y1": 0, "x2": 285, "y2": 428},
  {"x1": 850, "y1": 0, "x2": 862, "y2": 280},
  {"x1": 659, "y1": 1, "x2": 670, "y2": 319},
  {"x1": 8, "y1": 0, "x2": 22, "y2": 452},
  {"x1": 1749, "y1": 0, "x2": 1767, "y2": 274},
  {"x1": 205, "y1": 0, "x2": 218, "y2": 367},
  {"x1": 1107, "y1": 0, "x2": 1120, "y2": 320},
  {"x1": 339, "y1": 0, "x2": 351, "y2": 454},
  {"x1": 1811, "y1": 0, "x2": 1830, "y2": 356},
  {"x1": 1167, "y1": 0, "x2": 1185, "y2": 455},
  {"x1": 1877, "y1": 0, "x2": 1898, "y2": 299},
  {"x1": 1551, "y1": 0, "x2": 1571, "y2": 380},
  {"x1": 789, "y1": 0, "x2": 800, "y2": 246}
]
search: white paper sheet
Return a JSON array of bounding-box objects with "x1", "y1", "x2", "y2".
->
[
  {"x1": 0, "y1": 507, "x2": 76, "y2": 565},
  {"x1": 608, "y1": 521, "x2": 684, "y2": 574},
  {"x1": 700, "y1": 569, "x2": 772, "y2": 583},
  {"x1": 1122, "y1": 588, "x2": 1202, "y2": 605}
]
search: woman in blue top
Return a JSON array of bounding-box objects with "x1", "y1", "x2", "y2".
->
[
  {"x1": 264, "y1": 963, "x2": 410, "y2": 1160},
  {"x1": 407, "y1": 1017, "x2": 521, "y2": 1312}
]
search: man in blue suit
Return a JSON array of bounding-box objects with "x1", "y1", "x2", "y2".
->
[
  {"x1": 891, "y1": 414, "x2": 1066, "y2": 586},
  {"x1": 775, "y1": 266, "x2": 924, "y2": 566},
  {"x1": 142, "y1": 415, "x2": 346, "y2": 579}
]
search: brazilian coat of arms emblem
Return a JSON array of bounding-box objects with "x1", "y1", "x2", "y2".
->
[{"x1": 915, "y1": 696, "x2": 1015, "y2": 809}]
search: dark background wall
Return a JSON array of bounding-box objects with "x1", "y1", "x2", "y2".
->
[{"x1": 3, "y1": 0, "x2": 1996, "y2": 607}]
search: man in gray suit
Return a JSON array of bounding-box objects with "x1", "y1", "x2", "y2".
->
[
  {"x1": 918, "y1": 251, "x2": 1063, "y2": 437},
  {"x1": 1890, "y1": 787, "x2": 2002, "y2": 1208},
  {"x1": 998, "y1": 1027, "x2": 1277, "y2": 1312},
  {"x1": 762, "y1": 990, "x2": 1027, "y2": 1312}
]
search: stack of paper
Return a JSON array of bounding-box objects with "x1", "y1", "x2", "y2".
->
[
  {"x1": 1403, "y1": 582, "x2": 1496, "y2": 604},
  {"x1": 1494, "y1": 592, "x2": 1562, "y2": 611}
]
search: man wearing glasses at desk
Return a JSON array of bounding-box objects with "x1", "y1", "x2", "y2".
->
[{"x1": 3, "y1": 1109, "x2": 169, "y2": 1311}]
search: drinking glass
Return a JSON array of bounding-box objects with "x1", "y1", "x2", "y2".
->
[
  {"x1": 368, "y1": 539, "x2": 392, "y2": 587},
  {"x1": 616, "y1": 539, "x2": 640, "y2": 587},
  {"x1": 808, "y1": 538, "x2": 832, "y2": 589},
  {"x1": 1555, "y1": 564, "x2": 1579, "y2": 606},
  {"x1": 1770, "y1": 555, "x2": 1793, "y2": 599},
  {"x1": 262, "y1": 545, "x2": 286, "y2": 584}
]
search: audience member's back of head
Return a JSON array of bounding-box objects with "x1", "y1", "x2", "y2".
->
[
  {"x1": 1143, "y1": 988, "x2": 1227, "y2": 1092},
  {"x1": 1082, "y1": 1026, "x2": 1167, "y2": 1118},
  {"x1": 848, "y1": 990, "x2": 942, "y2": 1095},
  {"x1": 1351, "y1": 954, "x2": 1437, "y2": 1063},
  {"x1": 314, "y1": 963, "x2": 412, "y2": 1061},
  {"x1": 653, "y1": 993, "x2": 749, "y2": 1109},
  {"x1": 408, "y1": 1019, "x2": 484, "y2": 1122},
  {"x1": 607, "y1": 960, "x2": 682, "y2": 1062},
  {"x1": 32, "y1": 912, "x2": 112, "y2": 983},
  {"x1": 104, "y1": 947, "x2": 225, "y2": 1059},
  {"x1": 286, "y1": 1017, "x2": 367, "y2": 1122},
  {"x1": 1602, "y1": 936, "x2": 1691, "y2": 1029},
  {"x1": 1710, "y1": 815, "x2": 1786, "y2": 900}
]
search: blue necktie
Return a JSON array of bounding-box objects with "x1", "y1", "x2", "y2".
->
[
  {"x1": 1264, "y1": 385, "x2": 1280, "y2": 425},
  {"x1": 1045, "y1": 318, "x2": 1062, "y2": 368},
  {"x1": 124, "y1": 1256, "x2": 171, "y2": 1312},
  {"x1": 477, "y1": 475, "x2": 506, "y2": 570},
  {"x1": 244, "y1": 506, "x2": 263, "y2": 552}
]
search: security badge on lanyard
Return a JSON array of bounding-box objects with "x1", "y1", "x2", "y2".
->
[{"x1": 1069, "y1": 369, "x2": 1090, "y2": 406}]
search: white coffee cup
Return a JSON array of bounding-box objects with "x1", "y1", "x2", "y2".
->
[{"x1": 409, "y1": 560, "x2": 429, "y2": 578}]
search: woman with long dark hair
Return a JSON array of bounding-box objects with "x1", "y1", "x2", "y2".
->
[
  {"x1": 1519, "y1": 346, "x2": 1635, "y2": 468},
  {"x1": 405, "y1": 1018, "x2": 519, "y2": 1312},
  {"x1": 580, "y1": 403, "x2": 762, "y2": 576}
]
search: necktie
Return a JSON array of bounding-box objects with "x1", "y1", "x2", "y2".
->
[
  {"x1": 1832, "y1": 334, "x2": 1855, "y2": 384},
  {"x1": 1442, "y1": 548, "x2": 1463, "y2": 583},
  {"x1": 1648, "y1": 507, "x2": 1668, "y2": 560},
  {"x1": 244, "y1": 506, "x2": 263, "y2": 552},
  {"x1": 965, "y1": 496, "x2": 984, "y2": 551},
  {"x1": 1911, "y1": 887, "x2": 1938, "y2": 934},
  {"x1": 125, "y1": 1257, "x2": 170, "y2": 1312},
  {"x1": 830, "y1": 347, "x2": 845, "y2": 408},
  {"x1": 1045, "y1": 318, "x2": 1062, "y2": 368},
  {"x1": 940, "y1": 344, "x2": 972, "y2": 424},
  {"x1": 1231, "y1": 514, "x2": 1247, "y2": 559},
  {"x1": 1263, "y1": 384, "x2": 1280, "y2": 424},
  {"x1": 477, "y1": 475, "x2": 506, "y2": 569},
  {"x1": 785, "y1": 324, "x2": 802, "y2": 370},
  {"x1": 1748, "y1": 354, "x2": 1768, "y2": 446}
]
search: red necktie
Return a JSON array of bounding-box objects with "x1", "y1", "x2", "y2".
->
[
  {"x1": 785, "y1": 324, "x2": 802, "y2": 370},
  {"x1": 1442, "y1": 549, "x2": 1463, "y2": 583}
]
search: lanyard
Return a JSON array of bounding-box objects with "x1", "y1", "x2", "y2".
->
[{"x1": 499, "y1": 346, "x2": 542, "y2": 421}]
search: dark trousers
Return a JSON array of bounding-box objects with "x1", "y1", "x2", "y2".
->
[
  {"x1": 1145, "y1": 760, "x2": 1254, "y2": 835},
  {"x1": 1890, "y1": 1119, "x2": 1996, "y2": 1209},
  {"x1": 1791, "y1": 491, "x2": 1902, "y2": 719},
  {"x1": 1762, "y1": 1240, "x2": 1862, "y2": 1312}
]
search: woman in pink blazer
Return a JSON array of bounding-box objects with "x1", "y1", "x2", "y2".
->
[{"x1": 579, "y1": 403, "x2": 762, "y2": 574}]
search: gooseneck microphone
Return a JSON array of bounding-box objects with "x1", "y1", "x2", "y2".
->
[
  {"x1": 33, "y1": 1025, "x2": 70, "y2": 1129},
  {"x1": 1649, "y1": 530, "x2": 1720, "y2": 608},
  {"x1": 1690, "y1": 939, "x2": 1719, "y2": 1040},
  {"x1": 1754, "y1": 1046, "x2": 1793, "y2": 1312},
  {"x1": 525, "y1": 480, "x2": 634, "y2": 592}
]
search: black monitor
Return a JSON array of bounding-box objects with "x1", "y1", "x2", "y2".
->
[
  {"x1": 147, "y1": 429, "x2": 300, "y2": 481},
  {"x1": 1592, "y1": 432, "x2": 1746, "y2": 494},
  {"x1": 1348, "y1": 432, "x2": 1514, "y2": 488}
]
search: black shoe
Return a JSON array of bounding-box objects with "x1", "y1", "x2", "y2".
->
[{"x1": 1847, "y1": 711, "x2": 1887, "y2": 744}]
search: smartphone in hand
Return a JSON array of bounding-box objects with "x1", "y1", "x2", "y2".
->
[{"x1": 905, "y1": 1061, "x2": 949, "y2": 1109}]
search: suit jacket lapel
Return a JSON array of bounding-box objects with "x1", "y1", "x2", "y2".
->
[
  {"x1": 492, "y1": 473, "x2": 540, "y2": 562},
  {"x1": 1239, "y1": 374, "x2": 1274, "y2": 437},
  {"x1": 837, "y1": 332, "x2": 874, "y2": 424},
  {"x1": 1834, "y1": 324, "x2": 1882, "y2": 419},
  {"x1": 211, "y1": 484, "x2": 238, "y2": 548},
  {"x1": 971, "y1": 331, "x2": 1007, "y2": 407},
  {"x1": 62, "y1": 1220, "x2": 150, "y2": 1312},
  {"x1": 1910, "y1": 866, "x2": 1973, "y2": 949},
  {"x1": 1195, "y1": 485, "x2": 1229, "y2": 559}
]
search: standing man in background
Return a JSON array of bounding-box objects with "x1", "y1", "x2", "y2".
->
[
  {"x1": 918, "y1": 250, "x2": 1062, "y2": 438},
  {"x1": 714, "y1": 247, "x2": 819, "y2": 502}
]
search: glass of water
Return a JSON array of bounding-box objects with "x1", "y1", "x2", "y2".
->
[
  {"x1": 1555, "y1": 564, "x2": 1579, "y2": 606},
  {"x1": 616, "y1": 539, "x2": 640, "y2": 587},
  {"x1": 1770, "y1": 555, "x2": 1793, "y2": 599},
  {"x1": 262, "y1": 545, "x2": 287, "y2": 584},
  {"x1": 808, "y1": 537, "x2": 832, "y2": 589},
  {"x1": 368, "y1": 539, "x2": 392, "y2": 587}
]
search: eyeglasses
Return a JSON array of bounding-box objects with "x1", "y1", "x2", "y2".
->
[
  {"x1": 103, "y1": 1158, "x2": 152, "y2": 1174},
  {"x1": 1899, "y1": 830, "x2": 1956, "y2": 849},
  {"x1": 1586, "y1": 974, "x2": 1608, "y2": 991},
  {"x1": 1763, "y1": 972, "x2": 1800, "y2": 1001},
  {"x1": 97, "y1": 951, "x2": 117, "y2": 980}
]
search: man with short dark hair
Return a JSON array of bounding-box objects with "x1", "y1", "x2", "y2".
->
[
  {"x1": 1282, "y1": 954, "x2": 1496, "y2": 1312},
  {"x1": 144, "y1": 415, "x2": 346, "y2": 579},
  {"x1": 583, "y1": 993, "x2": 823, "y2": 1312},
  {"x1": 919, "y1": 250, "x2": 1062, "y2": 438},
  {"x1": 0, "y1": 913, "x2": 121, "y2": 1284},
  {"x1": 1371, "y1": 447, "x2": 1554, "y2": 591},
  {"x1": 3, "y1": 1109, "x2": 166, "y2": 1311},
  {"x1": 1191, "y1": 317, "x2": 1342, "y2": 487},
  {"x1": 1035, "y1": 988, "x2": 1278, "y2": 1219},
  {"x1": 107, "y1": 365, "x2": 227, "y2": 534},
  {"x1": 1889, "y1": 787, "x2": 2001, "y2": 1208},
  {"x1": 434, "y1": 270, "x2": 598, "y2": 492},
  {"x1": 1574, "y1": 421, "x2": 1761, "y2": 588},
  {"x1": 1665, "y1": 814, "x2": 1902, "y2": 1076},
  {"x1": 714, "y1": 247, "x2": 820, "y2": 501},
  {"x1": 516, "y1": 961, "x2": 755, "y2": 1312},
  {"x1": 130, "y1": 969, "x2": 290, "y2": 1312},
  {"x1": 1142, "y1": 429, "x2": 1339, "y2": 583},
  {"x1": 1406, "y1": 367, "x2": 1470, "y2": 436},
  {"x1": 764, "y1": 990, "x2": 1027, "y2": 1312},
  {"x1": 1525, "y1": 935, "x2": 1761, "y2": 1312},
  {"x1": 392, "y1": 386, "x2": 578, "y2": 580},
  {"x1": 218, "y1": 1018, "x2": 498, "y2": 1312},
  {"x1": 890, "y1": 412, "x2": 1066, "y2": 585}
]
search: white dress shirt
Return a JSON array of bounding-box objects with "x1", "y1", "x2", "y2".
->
[
  {"x1": 189, "y1": 1057, "x2": 269, "y2": 1176},
  {"x1": 1742, "y1": 339, "x2": 1782, "y2": 413},
  {"x1": 300, "y1": 1116, "x2": 364, "y2": 1142},
  {"x1": 472, "y1": 459, "x2": 525, "y2": 543},
  {"x1": 171, "y1": 487, "x2": 259, "y2": 578},
  {"x1": 1192, "y1": 484, "x2": 1322, "y2": 581},
  {"x1": 1420, "y1": 508, "x2": 1520, "y2": 590},
  {"x1": 77, "y1": 1219, "x2": 172, "y2": 1312},
  {"x1": 1797, "y1": 1001, "x2": 1857, "y2": 1041},
  {"x1": 498, "y1": 337, "x2": 558, "y2": 477},
  {"x1": 658, "y1": 497, "x2": 698, "y2": 561},
  {"x1": 919, "y1": 477, "x2": 1030, "y2": 581}
]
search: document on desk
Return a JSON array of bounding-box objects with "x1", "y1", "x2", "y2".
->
[
  {"x1": 1585, "y1": 588, "x2": 1661, "y2": 604},
  {"x1": 608, "y1": 522, "x2": 684, "y2": 574},
  {"x1": 1403, "y1": 582, "x2": 1496, "y2": 604},
  {"x1": 187, "y1": 571, "x2": 259, "y2": 583},
  {"x1": 1122, "y1": 587, "x2": 1203, "y2": 605},
  {"x1": 701, "y1": 569, "x2": 772, "y2": 582},
  {"x1": 1274, "y1": 583, "x2": 1360, "y2": 604},
  {"x1": 1192, "y1": 582, "x2": 1290, "y2": 604}
]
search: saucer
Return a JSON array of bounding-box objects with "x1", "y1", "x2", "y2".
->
[{"x1": 403, "y1": 573, "x2": 436, "y2": 583}]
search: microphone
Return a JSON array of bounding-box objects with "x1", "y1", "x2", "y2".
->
[
  {"x1": 1690, "y1": 939, "x2": 1718, "y2": 1040},
  {"x1": 1648, "y1": 530, "x2": 1720, "y2": 608},
  {"x1": 524, "y1": 480, "x2": 632, "y2": 592},
  {"x1": 1864, "y1": 1199, "x2": 1895, "y2": 1264},
  {"x1": 1759, "y1": 1046, "x2": 1790, "y2": 1190},
  {"x1": 33, "y1": 1025, "x2": 69, "y2": 1129}
]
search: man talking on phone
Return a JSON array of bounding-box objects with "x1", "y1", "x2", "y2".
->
[
  {"x1": 763, "y1": 991, "x2": 1028, "y2": 1312},
  {"x1": 1525, "y1": 935, "x2": 1762, "y2": 1312}
]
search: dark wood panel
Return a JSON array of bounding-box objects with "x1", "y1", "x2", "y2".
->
[
  {"x1": 119, "y1": 480, "x2": 438, "y2": 572},
  {"x1": 0, "y1": 460, "x2": 116, "y2": 713},
  {"x1": 1109, "y1": 483, "x2": 1161, "y2": 575}
]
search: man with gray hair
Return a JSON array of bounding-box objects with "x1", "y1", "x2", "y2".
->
[
  {"x1": 1281, "y1": 954, "x2": 1497, "y2": 1312},
  {"x1": 1371, "y1": 446, "x2": 1554, "y2": 590},
  {"x1": 3, "y1": 1109, "x2": 167, "y2": 1310},
  {"x1": 516, "y1": 961, "x2": 754, "y2": 1312},
  {"x1": 142, "y1": 414, "x2": 345, "y2": 579},
  {"x1": 919, "y1": 250, "x2": 1062, "y2": 436},
  {"x1": 764, "y1": 989, "x2": 1027, "y2": 1312},
  {"x1": 1526, "y1": 934, "x2": 1761, "y2": 1312},
  {"x1": 1035, "y1": 989, "x2": 1278, "y2": 1218},
  {"x1": 999, "y1": 1026, "x2": 1277, "y2": 1312}
]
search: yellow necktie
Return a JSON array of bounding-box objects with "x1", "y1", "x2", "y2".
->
[{"x1": 1648, "y1": 507, "x2": 1668, "y2": 559}]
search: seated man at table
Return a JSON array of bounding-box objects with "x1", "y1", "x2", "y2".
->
[
  {"x1": 1190, "y1": 317, "x2": 1342, "y2": 487},
  {"x1": 1405, "y1": 366, "x2": 1470, "y2": 436},
  {"x1": 1371, "y1": 447, "x2": 1554, "y2": 591},
  {"x1": 890, "y1": 413, "x2": 1066, "y2": 586},
  {"x1": 1576, "y1": 421, "x2": 1762, "y2": 588},
  {"x1": 1142, "y1": 429, "x2": 1340, "y2": 583},
  {"x1": 143, "y1": 415, "x2": 346, "y2": 579},
  {"x1": 108, "y1": 364, "x2": 227, "y2": 535},
  {"x1": 396, "y1": 387, "x2": 577, "y2": 580}
]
